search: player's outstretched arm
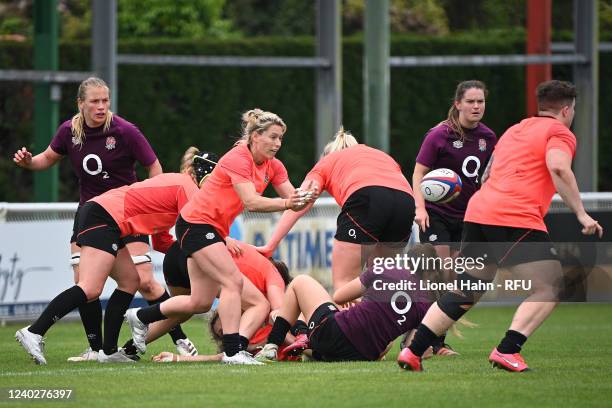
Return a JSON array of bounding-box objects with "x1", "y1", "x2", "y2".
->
[
  {"x1": 255, "y1": 208, "x2": 305, "y2": 258},
  {"x1": 546, "y1": 149, "x2": 603, "y2": 237},
  {"x1": 234, "y1": 182, "x2": 315, "y2": 213},
  {"x1": 152, "y1": 351, "x2": 222, "y2": 362},
  {"x1": 255, "y1": 179, "x2": 320, "y2": 257},
  {"x1": 13, "y1": 146, "x2": 62, "y2": 171}
]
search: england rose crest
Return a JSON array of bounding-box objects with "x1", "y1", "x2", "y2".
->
[
  {"x1": 105, "y1": 136, "x2": 116, "y2": 150},
  {"x1": 478, "y1": 138, "x2": 487, "y2": 151}
]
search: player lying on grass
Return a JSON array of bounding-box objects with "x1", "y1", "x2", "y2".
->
[
  {"x1": 150, "y1": 309, "x2": 309, "y2": 363},
  {"x1": 206, "y1": 307, "x2": 309, "y2": 359},
  {"x1": 254, "y1": 244, "x2": 446, "y2": 362},
  {"x1": 123, "y1": 239, "x2": 307, "y2": 360},
  {"x1": 15, "y1": 148, "x2": 214, "y2": 364}
]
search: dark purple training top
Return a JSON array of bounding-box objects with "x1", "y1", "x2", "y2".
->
[
  {"x1": 50, "y1": 115, "x2": 158, "y2": 204},
  {"x1": 416, "y1": 122, "x2": 496, "y2": 219},
  {"x1": 334, "y1": 265, "x2": 431, "y2": 361}
]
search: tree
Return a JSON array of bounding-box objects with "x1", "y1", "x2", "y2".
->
[
  {"x1": 344, "y1": 0, "x2": 448, "y2": 36},
  {"x1": 0, "y1": 0, "x2": 238, "y2": 40},
  {"x1": 0, "y1": 0, "x2": 31, "y2": 39},
  {"x1": 118, "y1": 0, "x2": 235, "y2": 39}
]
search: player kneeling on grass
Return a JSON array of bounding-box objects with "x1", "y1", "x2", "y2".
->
[
  {"x1": 15, "y1": 147, "x2": 214, "y2": 365},
  {"x1": 255, "y1": 244, "x2": 443, "y2": 363}
]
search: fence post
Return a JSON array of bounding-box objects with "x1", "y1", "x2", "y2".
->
[
  {"x1": 364, "y1": 0, "x2": 389, "y2": 152},
  {"x1": 33, "y1": 0, "x2": 59, "y2": 202}
]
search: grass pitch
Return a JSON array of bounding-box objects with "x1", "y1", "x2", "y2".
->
[{"x1": 1, "y1": 304, "x2": 611, "y2": 408}]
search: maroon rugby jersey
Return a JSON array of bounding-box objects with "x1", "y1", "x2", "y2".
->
[
  {"x1": 416, "y1": 122, "x2": 496, "y2": 219},
  {"x1": 334, "y1": 265, "x2": 432, "y2": 361},
  {"x1": 50, "y1": 115, "x2": 158, "y2": 204}
]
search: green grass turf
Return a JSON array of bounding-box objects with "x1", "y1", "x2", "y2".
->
[{"x1": 1, "y1": 304, "x2": 611, "y2": 408}]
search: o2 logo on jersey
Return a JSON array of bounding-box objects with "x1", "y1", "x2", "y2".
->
[
  {"x1": 461, "y1": 156, "x2": 481, "y2": 182},
  {"x1": 82, "y1": 154, "x2": 109, "y2": 179},
  {"x1": 390, "y1": 291, "x2": 412, "y2": 325}
]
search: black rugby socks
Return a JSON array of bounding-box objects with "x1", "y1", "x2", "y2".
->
[
  {"x1": 239, "y1": 335, "x2": 249, "y2": 351},
  {"x1": 223, "y1": 333, "x2": 241, "y2": 357},
  {"x1": 29, "y1": 285, "x2": 88, "y2": 336},
  {"x1": 78, "y1": 299, "x2": 103, "y2": 351},
  {"x1": 497, "y1": 330, "x2": 528, "y2": 354},
  {"x1": 137, "y1": 303, "x2": 168, "y2": 324},
  {"x1": 102, "y1": 289, "x2": 134, "y2": 355},
  {"x1": 122, "y1": 339, "x2": 138, "y2": 356},
  {"x1": 290, "y1": 320, "x2": 309, "y2": 336},
  {"x1": 408, "y1": 323, "x2": 438, "y2": 357},
  {"x1": 268, "y1": 317, "x2": 292, "y2": 347},
  {"x1": 146, "y1": 291, "x2": 187, "y2": 343}
]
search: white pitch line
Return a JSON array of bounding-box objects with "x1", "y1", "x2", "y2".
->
[{"x1": 0, "y1": 365, "x2": 381, "y2": 377}]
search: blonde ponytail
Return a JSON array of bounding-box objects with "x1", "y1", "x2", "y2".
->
[
  {"x1": 321, "y1": 126, "x2": 358, "y2": 157},
  {"x1": 180, "y1": 146, "x2": 200, "y2": 182}
]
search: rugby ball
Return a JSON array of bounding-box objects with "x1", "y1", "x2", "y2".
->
[{"x1": 420, "y1": 168, "x2": 462, "y2": 203}]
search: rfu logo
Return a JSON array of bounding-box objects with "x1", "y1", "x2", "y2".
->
[
  {"x1": 0, "y1": 253, "x2": 52, "y2": 302},
  {"x1": 105, "y1": 136, "x2": 116, "y2": 150}
]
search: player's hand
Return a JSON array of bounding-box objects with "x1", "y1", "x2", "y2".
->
[
  {"x1": 577, "y1": 211, "x2": 603, "y2": 238},
  {"x1": 151, "y1": 351, "x2": 177, "y2": 362},
  {"x1": 13, "y1": 147, "x2": 33, "y2": 169},
  {"x1": 286, "y1": 181, "x2": 319, "y2": 212},
  {"x1": 225, "y1": 237, "x2": 243, "y2": 257},
  {"x1": 303, "y1": 180, "x2": 321, "y2": 201},
  {"x1": 255, "y1": 245, "x2": 274, "y2": 258},
  {"x1": 414, "y1": 207, "x2": 430, "y2": 232},
  {"x1": 339, "y1": 298, "x2": 361, "y2": 310}
]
